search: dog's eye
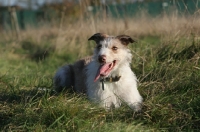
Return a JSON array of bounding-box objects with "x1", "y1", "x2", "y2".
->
[
  {"x1": 112, "y1": 46, "x2": 118, "y2": 51},
  {"x1": 97, "y1": 45, "x2": 102, "y2": 49}
]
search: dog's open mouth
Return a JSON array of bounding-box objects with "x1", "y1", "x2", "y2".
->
[{"x1": 94, "y1": 60, "x2": 117, "y2": 82}]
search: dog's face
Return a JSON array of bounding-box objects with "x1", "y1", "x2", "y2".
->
[{"x1": 88, "y1": 33, "x2": 135, "y2": 81}]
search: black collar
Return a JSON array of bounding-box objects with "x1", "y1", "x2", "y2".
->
[
  {"x1": 100, "y1": 76, "x2": 121, "y2": 82},
  {"x1": 100, "y1": 76, "x2": 121, "y2": 90}
]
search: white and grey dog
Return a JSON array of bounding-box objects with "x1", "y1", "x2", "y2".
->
[{"x1": 54, "y1": 33, "x2": 143, "y2": 111}]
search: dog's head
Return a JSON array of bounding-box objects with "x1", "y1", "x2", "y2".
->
[{"x1": 88, "y1": 33, "x2": 135, "y2": 82}]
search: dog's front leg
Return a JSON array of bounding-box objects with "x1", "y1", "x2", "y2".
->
[{"x1": 117, "y1": 86, "x2": 143, "y2": 111}]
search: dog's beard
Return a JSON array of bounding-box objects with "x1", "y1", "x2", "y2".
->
[{"x1": 94, "y1": 60, "x2": 117, "y2": 82}]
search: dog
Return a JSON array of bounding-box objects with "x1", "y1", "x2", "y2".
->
[{"x1": 53, "y1": 33, "x2": 143, "y2": 111}]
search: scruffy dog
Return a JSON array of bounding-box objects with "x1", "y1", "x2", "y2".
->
[{"x1": 54, "y1": 33, "x2": 143, "y2": 111}]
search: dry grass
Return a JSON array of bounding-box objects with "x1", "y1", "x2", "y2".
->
[{"x1": 2, "y1": 11, "x2": 200, "y2": 51}]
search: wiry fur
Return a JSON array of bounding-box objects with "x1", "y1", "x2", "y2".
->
[{"x1": 53, "y1": 33, "x2": 143, "y2": 111}]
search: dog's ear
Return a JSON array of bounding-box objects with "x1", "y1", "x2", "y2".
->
[
  {"x1": 88, "y1": 33, "x2": 108, "y2": 44},
  {"x1": 116, "y1": 35, "x2": 135, "y2": 46}
]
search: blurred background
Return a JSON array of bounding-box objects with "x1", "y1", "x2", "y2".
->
[
  {"x1": 0, "y1": 0, "x2": 199, "y2": 30},
  {"x1": 0, "y1": 0, "x2": 199, "y2": 57}
]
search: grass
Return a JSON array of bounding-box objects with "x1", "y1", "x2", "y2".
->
[{"x1": 0, "y1": 13, "x2": 200, "y2": 131}]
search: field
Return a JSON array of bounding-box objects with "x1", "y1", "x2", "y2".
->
[{"x1": 0, "y1": 12, "x2": 200, "y2": 131}]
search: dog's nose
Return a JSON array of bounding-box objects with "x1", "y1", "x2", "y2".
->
[{"x1": 98, "y1": 55, "x2": 106, "y2": 63}]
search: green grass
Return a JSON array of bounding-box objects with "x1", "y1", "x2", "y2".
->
[{"x1": 0, "y1": 28, "x2": 200, "y2": 131}]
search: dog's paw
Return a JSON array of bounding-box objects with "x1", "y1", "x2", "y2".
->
[{"x1": 128, "y1": 102, "x2": 143, "y2": 112}]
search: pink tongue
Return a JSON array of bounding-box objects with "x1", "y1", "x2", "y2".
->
[{"x1": 94, "y1": 62, "x2": 113, "y2": 82}]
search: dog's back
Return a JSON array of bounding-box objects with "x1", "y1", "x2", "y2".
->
[{"x1": 53, "y1": 57, "x2": 91, "y2": 93}]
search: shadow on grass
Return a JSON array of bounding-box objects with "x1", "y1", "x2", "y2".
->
[
  {"x1": 0, "y1": 88, "x2": 56, "y2": 104},
  {"x1": 0, "y1": 87, "x2": 56, "y2": 130},
  {"x1": 20, "y1": 40, "x2": 55, "y2": 62}
]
